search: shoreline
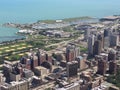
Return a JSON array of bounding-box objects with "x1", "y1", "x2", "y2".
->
[
  {"x1": 1, "y1": 16, "x2": 98, "y2": 44},
  {"x1": 3, "y1": 16, "x2": 97, "y2": 28},
  {"x1": 0, "y1": 15, "x2": 118, "y2": 44}
]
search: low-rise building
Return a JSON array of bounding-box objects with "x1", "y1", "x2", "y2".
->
[
  {"x1": 34, "y1": 66, "x2": 49, "y2": 78},
  {"x1": 55, "y1": 82, "x2": 80, "y2": 90},
  {"x1": 10, "y1": 73, "x2": 21, "y2": 82},
  {"x1": 0, "y1": 80, "x2": 29, "y2": 90},
  {"x1": 23, "y1": 69, "x2": 34, "y2": 79}
]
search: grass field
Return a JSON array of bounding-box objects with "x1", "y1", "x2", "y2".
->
[
  {"x1": 0, "y1": 42, "x2": 33, "y2": 55},
  {"x1": 0, "y1": 42, "x2": 33, "y2": 63},
  {"x1": 4, "y1": 52, "x2": 29, "y2": 61}
]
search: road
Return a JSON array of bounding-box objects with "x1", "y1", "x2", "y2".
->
[{"x1": 47, "y1": 35, "x2": 84, "y2": 53}]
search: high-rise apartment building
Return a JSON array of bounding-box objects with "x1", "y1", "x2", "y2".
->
[
  {"x1": 88, "y1": 34, "x2": 95, "y2": 56},
  {"x1": 66, "y1": 45, "x2": 80, "y2": 62},
  {"x1": 97, "y1": 60, "x2": 107, "y2": 75},
  {"x1": 93, "y1": 40, "x2": 102, "y2": 56},
  {"x1": 67, "y1": 61, "x2": 78, "y2": 78}
]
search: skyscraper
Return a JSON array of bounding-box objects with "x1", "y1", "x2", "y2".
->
[
  {"x1": 97, "y1": 60, "x2": 107, "y2": 75},
  {"x1": 37, "y1": 50, "x2": 46, "y2": 65},
  {"x1": 93, "y1": 40, "x2": 102, "y2": 56},
  {"x1": 88, "y1": 34, "x2": 95, "y2": 56},
  {"x1": 103, "y1": 29, "x2": 110, "y2": 49},
  {"x1": 20, "y1": 57, "x2": 31, "y2": 70},
  {"x1": 31, "y1": 55, "x2": 38, "y2": 69},
  {"x1": 104, "y1": 29, "x2": 109, "y2": 37},
  {"x1": 46, "y1": 53, "x2": 52, "y2": 64},
  {"x1": 97, "y1": 34, "x2": 104, "y2": 49},
  {"x1": 75, "y1": 56, "x2": 87, "y2": 70},
  {"x1": 108, "y1": 49, "x2": 116, "y2": 61},
  {"x1": 109, "y1": 61, "x2": 117, "y2": 74},
  {"x1": 66, "y1": 45, "x2": 80, "y2": 62},
  {"x1": 67, "y1": 61, "x2": 78, "y2": 78},
  {"x1": 109, "y1": 34, "x2": 119, "y2": 47},
  {"x1": 84, "y1": 28, "x2": 91, "y2": 40}
]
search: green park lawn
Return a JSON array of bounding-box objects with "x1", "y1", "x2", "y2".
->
[{"x1": 0, "y1": 42, "x2": 33, "y2": 55}]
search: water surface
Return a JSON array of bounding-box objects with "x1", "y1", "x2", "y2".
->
[{"x1": 0, "y1": 0, "x2": 120, "y2": 42}]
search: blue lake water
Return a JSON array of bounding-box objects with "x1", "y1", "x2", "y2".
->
[{"x1": 0, "y1": 0, "x2": 120, "y2": 42}]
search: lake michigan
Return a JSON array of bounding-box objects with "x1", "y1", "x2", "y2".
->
[{"x1": 0, "y1": 0, "x2": 120, "y2": 42}]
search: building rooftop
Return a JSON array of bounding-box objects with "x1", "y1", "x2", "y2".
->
[
  {"x1": 56, "y1": 82, "x2": 79, "y2": 90},
  {"x1": 35, "y1": 66, "x2": 47, "y2": 70},
  {"x1": 1, "y1": 80, "x2": 28, "y2": 89},
  {"x1": 67, "y1": 61, "x2": 78, "y2": 65},
  {"x1": 91, "y1": 85, "x2": 107, "y2": 90},
  {"x1": 76, "y1": 56, "x2": 83, "y2": 60}
]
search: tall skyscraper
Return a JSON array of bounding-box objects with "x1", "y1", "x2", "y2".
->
[
  {"x1": 20, "y1": 57, "x2": 31, "y2": 70},
  {"x1": 84, "y1": 28, "x2": 91, "y2": 40},
  {"x1": 97, "y1": 34, "x2": 104, "y2": 49},
  {"x1": 104, "y1": 37, "x2": 110, "y2": 49},
  {"x1": 3, "y1": 62, "x2": 12, "y2": 83},
  {"x1": 75, "y1": 56, "x2": 87, "y2": 70},
  {"x1": 118, "y1": 30, "x2": 120, "y2": 41},
  {"x1": 108, "y1": 49, "x2": 116, "y2": 61},
  {"x1": 37, "y1": 50, "x2": 46, "y2": 65},
  {"x1": 25, "y1": 59, "x2": 31, "y2": 70},
  {"x1": 97, "y1": 60, "x2": 107, "y2": 75},
  {"x1": 67, "y1": 61, "x2": 78, "y2": 78},
  {"x1": 31, "y1": 55, "x2": 38, "y2": 69},
  {"x1": 88, "y1": 34, "x2": 95, "y2": 56},
  {"x1": 109, "y1": 34, "x2": 119, "y2": 47},
  {"x1": 66, "y1": 45, "x2": 80, "y2": 62},
  {"x1": 104, "y1": 29, "x2": 109, "y2": 37},
  {"x1": 109, "y1": 61, "x2": 117, "y2": 74},
  {"x1": 46, "y1": 53, "x2": 52, "y2": 64},
  {"x1": 103, "y1": 29, "x2": 110, "y2": 49},
  {"x1": 74, "y1": 47, "x2": 80, "y2": 58},
  {"x1": 93, "y1": 40, "x2": 102, "y2": 56}
]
